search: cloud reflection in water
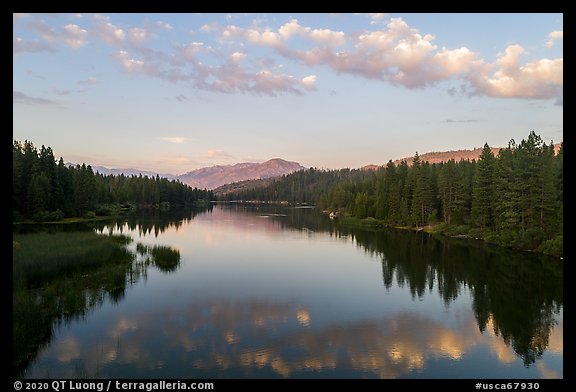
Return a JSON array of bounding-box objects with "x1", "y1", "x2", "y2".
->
[{"x1": 31, "y1": 297, "x2": 563, "y2": 378}]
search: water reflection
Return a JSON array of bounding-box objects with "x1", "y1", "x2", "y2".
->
[
  {"x1": 14, "y1": 230, "x2": 183, "y2": 377},
  {"x1": 95, "y1": 207, "x2": 212, "y2": 238},
  {"x1": 216, "y1": 205, "x2": 563, "y2": 369},
  {"x1": 19, "y1": 206, "x2": 563, "y2": 378},
  {"x1": 23, "y1": 297, "x2": 563, "y2": 379},
  {"x1": 333, "y1": 227, "x2": 563, "y2": 367}
]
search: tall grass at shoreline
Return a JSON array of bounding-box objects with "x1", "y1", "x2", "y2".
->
[
  {"x1": 13, "y1": 232, "x2": 133, "y2": 289},
  {"x1": 13, "y1": 231, "x2": 134, "y2": 375}
]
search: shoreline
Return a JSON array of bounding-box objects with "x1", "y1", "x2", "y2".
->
[{"x1": 335, "y1": 215, "x2": 563, "y2": 259}]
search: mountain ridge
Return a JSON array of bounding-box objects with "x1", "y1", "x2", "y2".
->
[
  {"x1": 67, "y1": 164, "x2": 177, "y2": 180},
  {"x1": 362, "y1": 143, "x2": 562, "y2": 170},
  {"x1": 177, "y1": 158, "x2": 305, "y2": 189},
  {"x1": 73, "y1": 158, "x2": 305, "y2": 190},
  {"x1": 70, "y1": 142, "x2": 562, "y2": 189}
]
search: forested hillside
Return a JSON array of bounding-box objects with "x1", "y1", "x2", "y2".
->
[
  {"x1": 13, "y1": 140, "x2": 213, "y2": 222},
  {"x1": 220, "y1": 132, "x2": 563, "y2": 256}
]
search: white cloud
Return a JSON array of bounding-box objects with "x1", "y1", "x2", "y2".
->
[
  {"x1": 268, "y1": 17, "x2": 470, "y2": 88},
  {"x1": 247, "y1": 29, "x2": 282, "y2": 47},
  {"x1": 354, "y1": 13, "x2": 387, "y2": 25},
  {"x1": 301, "y1": 75, "x2": 317, "y2": 90},
  {"x1": 177, "y1": 42, "x2": 205, "y2": 60},
  {"x1": 126, "y1": 20, "x2": 173, "y2": 46},
  {"x1": 92, "y1": 14, "x2": 125, "y2": 45},
  {"x1": 431, "y1": 47, "x2": 477, "y2": 80},
  {"x1": 496, "y1": 44, "x2": 524, "y2": 75},
  {"x1": 545, "y1": 30, "x2": 563, "y2": 48},
  {"x1": 107, "y1": 30, "x2": 313, "y2": 96},
  {"x1": 370, "y1": 13, "x2": 386, "y2": 21},
  {"x1": 220, "y1": 24, "x2": 245, "y2": 41},
  {"x1": 223, "y1": 16, "x2": 561, "y2": 101},
  {"x1": 20, "y1": 14, "x2": 557, "y2": 101},
  {"x1": 308, "y1": 28, "x2": 345, "y2": 46},
  {"x1": 123, "y1": 58, "x2": 145, "y2": 72},
  {"x1": 252, "y1": 71, "x2": 304, "y2": 95},
  {"x1": 230, "y1": 51, "x2": 247, "y2": 62},
  {"x1": 278, "y1": 19, "x2": 302, "y2": 39},
  {"x1": 200, "y1": 23, "x2": 215, "y2": 33},
  {"x1": 113, "y1": 51, "x2": 145, "y2": 72},
  {"x1": 62, "y1": 24, "x2": 88, "y2": 48},
  {"x1": 218, "y1": 17, "x2": 468, "y2": 88},
  {"x1": 129, "y1": 27, "x2": 148, "y2": 46},
  {"x1": 27, "y1": 20, "x2": 87, "y2": 49},
  {"x1": 468, "y1": 44, "x2": 563, "y2": 100},
  {"x1": 13, "y1": 37, "x2": 55, "y2": 54},
  {"x1": 246, "y1": 19, "x2": 345, "y2": 47},
  {"x1": 159, "y1": 137, "x2": 193, "y2": 144},
  {"x1": 154, "y1": 21, "x2": 173, "y2": 31}
]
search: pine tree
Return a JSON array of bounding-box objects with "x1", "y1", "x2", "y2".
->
[
  {"x1": 354, "y1": 192, "x2": 369, "y2": 219},
  {"x1": 38, "y1": 145, "x2": 59, "y2": 210},
  {"x1": 438, "y1": 159, "x2": 464, "y2": 225},
  {"x1": 554, "y1": 143, "x2": 563, "y2": 235},
  {"x1": 537, "y1": 141, "x2": 557, "y2": 233},
  {"x1": 471, "y1": 143, "x2": 496, "y2": 229},
  {"x1": 73, "y1": 164, "x2": 97, "y2": 215},
  {"x1": 27, "y1": 173, "x2": 50, "y2": 215},
  {"x1": 494, "y1": 140, "x2": 520, "y2": 233},
  {"x1": 379, "y1": 160, "x2": 401, "y2": 224},
  {"x1": 411, "y1": 157, "x2": 434, "y2": 227}
]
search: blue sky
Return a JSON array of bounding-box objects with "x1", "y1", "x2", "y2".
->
[{"x1": 13, "y1": 13, "x2": 563, "y2": 174}]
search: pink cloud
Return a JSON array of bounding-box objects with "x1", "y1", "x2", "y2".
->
[
  {"x1": 19, "y1": 14, "x2": 558, "y2": 101},
  {"x1": 545, "y1": 30, "x2": 563, "y2": 48},
  {"x1": 468, "y1": 44, "x2": 562, "y2": 100},
  {"x1": 28, "y1": 19, "x2": 88, "y2": 49},
  {"x1": 13, "y1": 37, "x2": 55, "y2": 54}
]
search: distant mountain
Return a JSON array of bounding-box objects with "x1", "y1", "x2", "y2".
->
[
  {"x1": 67, "y1": 159, "x2": 304, "y2": 190},
  {"x1": 83, "y1": 165, "x2": 176, "y2": 180},
  {"x1": 361, "y1": 143, "x2": 562, "y2": 170},
  {"x1": 393, "y1": 147, "x2": 501, "y2": 167},
  {"x1": 92, "y1": 166, "x2": 177, "y2": 180},
  {"x1": 360, "y1": 164, "x2": 380, "y2": 171},
  {"x1": 177, "y1": 158, "x2": 305, "y2": 190}
]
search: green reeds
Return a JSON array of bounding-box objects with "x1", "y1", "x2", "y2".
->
[
  {"x1": 13, "y1": 232, "x2": 133, "y2": 289},
  {"x1": 13, "y1": 231, "x2": 135, "y2": 376},
  {"x1": 135, "y1": 243, "x2": 181, "y2": 273}
]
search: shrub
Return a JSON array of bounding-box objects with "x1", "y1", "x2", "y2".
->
[
  {"x1": 539, "y1": 235, "x2": 563, "y2": 257},
  {"x1": 95, "y1": 205, "x2": 114, "y2": 216},
  {"x1": 522, "y1": 228, "x2": 546, "y2": 250},
  {"x1": 468, "y1": 228, "x2": 485, "y2": 239},
  {"x1": 32, "y1": 210, "x2": 51, "y2": 222},
  {"x1": 49, "y1": 209, "x2": 64, "y2": 221}
]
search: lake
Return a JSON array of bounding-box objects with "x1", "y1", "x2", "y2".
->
[{"x1": 18, "y1": 204, "x2": 563, "y2": 379}]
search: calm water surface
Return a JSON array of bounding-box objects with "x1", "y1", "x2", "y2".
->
[{"x1": 22, "y1": 205, "x2": 563, "y2": 378}]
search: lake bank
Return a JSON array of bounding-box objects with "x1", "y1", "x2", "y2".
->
[{"x1": 336, "y1": 215, "x2": 563, "y2": 258}]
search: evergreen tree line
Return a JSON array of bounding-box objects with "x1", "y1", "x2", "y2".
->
[
  {"x1": 13, "y1": 140, "x2": 214, "y2": 221},
  {"x1": 219, "y1": 167, "x2": 373, "y2": 204},
  {"x1": 220, "y1": 131, "x2": 562, "y2": 255}
]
